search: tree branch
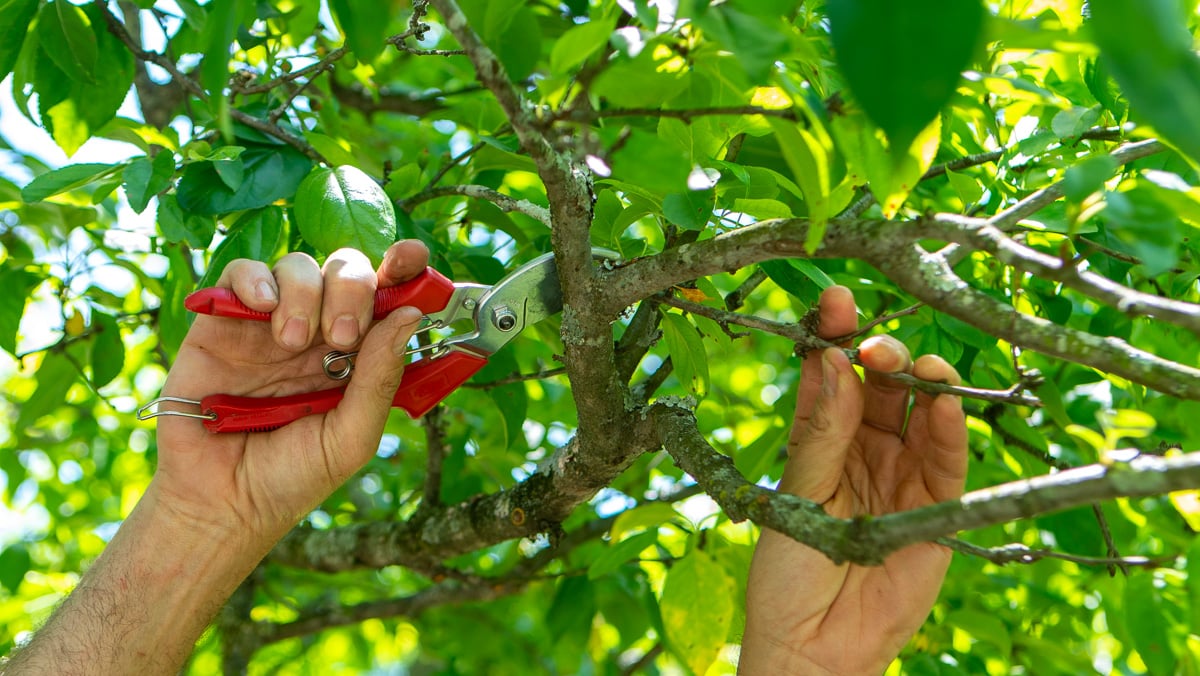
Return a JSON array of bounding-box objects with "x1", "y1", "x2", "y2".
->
[
  {"x1": 923, "y1": 214, "x2": 1200, "y2": 336},
  {"x1": 988, "y1": 139, "x2": 1164, "y2": 230},
  {"x1": 97, "y1": 0, "x2": 329, "y2": 164},
  {"x1": 654, "y1": 403, "x2": 1200, "y2": 566},
  {"x1": 597, "y1": 217, "x2": 1200, "y2": 401},
  {"x1": 938, "y1": 537, "x2": 1173, "y2": 568},
  {"x1": 268, "y1": 413, "x2": 662, "y2": 572}
]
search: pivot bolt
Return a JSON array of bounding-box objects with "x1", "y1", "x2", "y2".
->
[{"x1": 493, "y1": 306, "x2": 517, "y2": 331}]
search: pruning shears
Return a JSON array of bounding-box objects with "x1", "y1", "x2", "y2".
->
[{"x1": 138, "y1": 250, "x2": 612, "y2": 433}]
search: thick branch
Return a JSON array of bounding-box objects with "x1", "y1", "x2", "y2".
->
[
  {"x1": 598, "y1": 217, "x2": 1200, "y2": 401},
  {"x1": 655, "y1": 404, "x2": 1200, "y2": 565},
  {"x1": 876, "y1": 240, "x2": 1200, "y2": 400},
  {"x1": 269, "y1": 414, "x2": 661, "y2": 572},
  {"x1": 429, "y1": 0, "x2": 626, "y2": 450},
  {"x1": 924, "y1": 214, "x2": 1200, "y2": 336}
]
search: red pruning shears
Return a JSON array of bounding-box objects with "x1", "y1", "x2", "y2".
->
[{"x1": 138, "y1": 250, "x2": 611, "y2": 433}]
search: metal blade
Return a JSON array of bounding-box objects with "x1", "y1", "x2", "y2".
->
[{"x1": 452, "y1": 249, "x2": 616, "y2": 356}]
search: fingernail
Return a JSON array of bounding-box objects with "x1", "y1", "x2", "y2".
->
[
  {"x1": 330, "y1": 315, "x2": 360, "y2": 347},
  {"x1": 281, "y1": 316, "x2": 309, "y2": 349},
  {"x1": 821, "y1": 349, "x2": 838, "y2": 397},
  {"x1": 255, "y1": 280, "x2": 277, "y2": 303}
]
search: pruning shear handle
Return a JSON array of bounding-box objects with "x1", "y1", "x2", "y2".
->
[{"x1": 172, "y1": 265, "x2": 489, "y2": 431}]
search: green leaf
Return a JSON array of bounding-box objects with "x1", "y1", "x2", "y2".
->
[
  {"x1": 176, "y1": 145, "x2": 312, "y2": 215},
  {"x1": 692, "y1": 5, "x2": 790, "y2": 82},
  {"x1": 0, "y1": 544, "x2": 31, "y2": 594},
  {"x1": 328, "y1": 0, "x2": 391, "y2": 64},
  {"x1": 734, "y1": 420, "x2": 789, "y2": 482},
  {"x1": 21, "y1": 163, "x2": 121, "y2": 202},
  {"x1": 661, "y1": 311, "x2": 709, "y2": 396},
  {"x1": 661, "y1": 549, "x2": 735, "y2": 675},
  {"x1": 831, "y1": 110, "x2": 941, "y2": 217},
  {"x1": 156, "y1": 193, "x2": 216, "y2": 248},
  {"x1": 35, "y1": 4, "x2": 135, "y2": 156},
  {"x1": 609, "y1": 130, "x2": 691, "y2": 194},
  {"x1": 294, "y1": 165, "x2": 397, "y2": 266},
  {"x1": 476, "y1": 348, "x2": 528, "y2": 450},
  {"x1": 200, "y1": 0, "x2": 237, "y2": 99},
  {"x1": 1188, "y1": 538, "x2": 1200, "y2": 634},
  {"x1": 828, "y1": 0, "x2": 985, "y2": 152},
  {"x1": 0, "y1": 267, "x2": 42, "y2": 356},
  {"x1": 661, "y1": 190, "x2": 714, "y2": 231},
  {"x1": 588, "y1": 529, "x2": 659, "y2": 580},
  {"x1": 549, "y1": 16, "x2": 616, "y2": 74},
  {"x1": 198, "y1": 207, "x2": 285, "y2": 289},
  {"x1": 610, "y1": 502, "x2": 681, "y2": 542},
  {"x1": 759, "y1": 258, "x2": 828, "y2": 304},
  {"x1": 1125, "y1": 573, "x2": 1178, "y2": 675},
  {"x1": 212, "y1": 157, "x2": 245, "y2": 192},
  {"x1": 123, "y1": 152, "x2": 176, "y2": 214},
  {"x1": 18, "y1": 351, "x2": 79, "y2": 430},
  {"x1": 1102, "y1": 186, "x2": 1181, "y2": 275},
  {"x1": 90, "y1": 311, "x2": 124, "y2": 388},
  {"x1": 1090, "y1": 0, "x2": 1200, "y2": 165},
  {"x1": 768, "y1": 117, "x2": 834, "y2": 243},
  {"x1": 545, "y1": 576, "x2": 596, "y2": 652},
  {"x1": 0, "y1": 0, "x2": 38, "y2": 83},
  {"x1": 1063, "y1": 155, "x2": 1118, "y2": 203},
  {"x1": 159, "y1": 245, "x2": 195, "y2": 360},
  {"x1": 37, "y1": 0, "x2": 98, "y2": 83}
]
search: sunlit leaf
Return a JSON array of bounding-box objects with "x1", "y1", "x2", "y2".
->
[
  {"x1": 294, "y1": 165, "x2": 396, "y2": 266},
  {"x1": 661, "y1": 550, "x2": 735, "y2": 675},
  {"x1": 829, "y1": 0, "x2": 985, "y2": 152}
]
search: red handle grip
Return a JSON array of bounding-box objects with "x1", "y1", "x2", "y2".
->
[
  {"x1": 198, "y1": 351, "x2": 489, "y2": 432},
  {"x1": 184, "y1": 266, "x2": 458, "y2": 320},
  {"x1": 200, "y1": 388, "x2": 346, "y2": 433},
  {"x1": 392, "y1": 351, "x2": 488, "y2": 418}
]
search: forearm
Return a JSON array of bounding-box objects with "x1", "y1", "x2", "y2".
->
[{"x1": 3, "y1": 481, "x2": 264, "y2": 675}]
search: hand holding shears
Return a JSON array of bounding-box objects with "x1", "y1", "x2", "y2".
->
[{"x1": 141, "y1": 245, "x2": 604, "y2": 433}]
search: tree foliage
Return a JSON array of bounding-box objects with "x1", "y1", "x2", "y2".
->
[{"x1": 5, "y1": 0, "x2": 1200, "y2": 673}]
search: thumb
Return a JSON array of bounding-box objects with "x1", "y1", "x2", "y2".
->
[
  {"x1": 324, "y1": 306, "x2": 424, "y2": 474},
  {"x1": 779, "y1": 348, "x2": 863, "y2": 502}
]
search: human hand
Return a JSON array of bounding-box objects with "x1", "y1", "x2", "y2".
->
[
  {"x1": 740, "y1": 286, "x2": 968, "y2": 675},
  {"x1": 152, "y1": 241, "x2": 429, "y2": 549}
]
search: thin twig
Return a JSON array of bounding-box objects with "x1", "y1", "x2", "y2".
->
[
  {"x1": 835, "y1": 302, "x2": 924, "y2": 341},
  {"x1": 549, "y1": 105, "x2": 798, "y2": 125},
  {"x1": 939, "y1": 537, "x2": 1173, "y2": 569},
  {"x1": 234, "y1": 47, "x2": 349, "y2": 95},
  {"x1": 462, "y1": 367, "x2": 567, "y2": 388},
  {"x1": 399, "y1": 185, "x2": 552, "y2": 226},
  {"x1": 658, "y1": 293, "x2": 1042, "y2": 407},
  {"x1": 724, "y1": 268, "x2": 767, "y2": 311},
  {"x1": 988, "y1": 139, "x2": 1164, "y2": 230},
  {"x1": 427, "y1": 141, "x2": 486, "y2": 189}
]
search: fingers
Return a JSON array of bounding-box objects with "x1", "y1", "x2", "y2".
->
[
  {"x1": 324, "y1": 305, "x2": 424, "y2": 478},
  {"x1": 859, "y1": 335, "x2": 913, "y2": 434},
  {"x1": 781, "y1": 347, "x2": 864, "y2": 502},
  {"x1": 212, "y1": 242, "x2": 429, "y2": 353},
  {"x1": 271, "y1": 252, "x2": 323, "y2": 351},
  {"x1": 214, "y1": 259, "x2": 279, "y2": 312},
  {"x1": 904, "y1": 355, "x2": 968, "y2": 501},
  {"x1": 321, "y1": 249, "x2": 378, "y2": 350},
  {"x1": 794, "y1": 285, "x2": 858, "y2": 425},
  {"x1": 377, "y1": 240, "x2": 431, "y2": 287}
]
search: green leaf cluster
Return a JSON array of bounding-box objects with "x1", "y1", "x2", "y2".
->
[{"x1": 7, "y1": 0, "x2": 1200, "y2": 673}]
